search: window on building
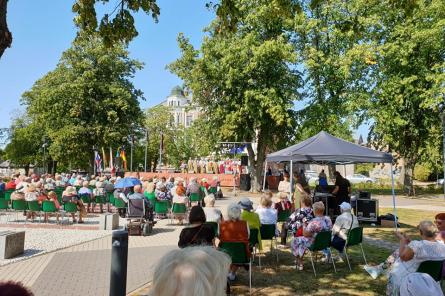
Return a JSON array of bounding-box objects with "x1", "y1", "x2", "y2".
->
[{"x1": 186, "y1": 115, "x2": 193, "y2": 127}]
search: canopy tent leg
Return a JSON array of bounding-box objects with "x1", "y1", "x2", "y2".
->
[
  {"x1": 390, "y1": 163, "x2": 398, "y2": 230},
  {"x1": 290, "y1": 160, "x2": 294, "y2": 198},
  {"x1": 262, "y1": 161, "x2": 268, "y2": 191}
]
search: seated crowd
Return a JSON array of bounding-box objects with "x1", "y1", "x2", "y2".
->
[{"x1": 169, "y1": 189, "x2": 445, "y2": 296}]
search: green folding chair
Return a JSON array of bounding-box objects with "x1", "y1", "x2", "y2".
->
[
  {"x1": 155, "y1": 200, "x2": 170, "y2": 218},
  {"x1": 144, "y1": 191, "x2": 156, "y2": 202},
  {"x1": 55, "y1": 188, "x2": 64, "y2": 204},
  {"x1": 307, "y1": 230, "x2": 337, "y2": 277},
  {"x1": 12, "y1": 199, "x2": 27, "y2": 223},
  {"x1": 5, "y1": 189, "x2": 14, "y2": 201},
  {"x1": 79, "y1": 193, "x2": 91, "y2": 204},
  {"x1": 208, "y1": 187, "x2": 217, "y2": 195},
  {"x1": 94, "y1": 195, "x2": 106, "y2": 212},
  {"x1": 114, "y1": 198, "x2": 127, "y2": 210},
  {"x1": 0, "y1": 191, "x2": 5, "y2": 199},
  {"x1": 249, "y1": 228, "x2": 261, "y2": 269},
  {"x1": 190, "y1": 193, "x2": 201, "y2": 204},
  {"x1": 417, "y1": 260, "x2": 444, "y2": 282},
  {"x1": 0, "y1": 198, "x2": 10, "y2": 222},
  {"x1": 219, "y1": 242, "x2": 252, "y2": 293},
  {"x1": 42, "y1": 200, "x2": 59, "y2": 223},
  {"x1": 204, "y1": 221, "x2": 219, "y2": 237},
  {"x1": 170, "y1": 203, "x2": 187, "y2": 224},
  {"x1": 344, "y1": 227, "x2": 367, "y2": 271},
  {"x1": 260, "y1": 224, "x2": 278, "y2": 263},
  {"x1": 107, "y1": 192, "x2": 115, "y2": 205},
  {"x1": 27, "y1": 200, "x2": 42, "y2": 222},
  {"x1": 277, "y1": 210, "x2": 291, "y2": 223},
  {"x1": 63, "y1": 202, "x2": 78, "y2": 224}
]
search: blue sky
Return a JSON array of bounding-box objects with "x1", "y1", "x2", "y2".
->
[
  {"x1": 0, "y1": 0, "x2": 214, "y2": 129},
  {"x1": 0, "y1": 0, "x2": 368, "y2": 139}
]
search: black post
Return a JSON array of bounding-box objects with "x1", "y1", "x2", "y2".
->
[{"x1": 110, "y1": 230, "x2": 129, "y2": 296}]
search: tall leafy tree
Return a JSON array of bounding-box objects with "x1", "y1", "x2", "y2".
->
[
  {"x1": 293, "y1": 0, "x2": 378, "y2": 141},
  {"x1": 21, "y1": 34, "x2": 144, "y2": 171},
  {"x1": 170, "y1": 0, "x2": 301, "y2": 191},
  {"x1": 4, "y1": 116, "x2": 41, "y2": 175},
  {"x1": 367, "y1": 0, "x2": 445, "y2": 194}
]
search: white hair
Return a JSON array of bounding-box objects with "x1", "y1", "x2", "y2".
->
[
  {"x1": 150, "y1": 246, "x2": 231, "y2": 296},
  {"x1": 227, "y1": 203, "x2": 242, "y2": 221},
  {"x1": 204, "y1": 195, "x2": 215, "y2": 207}
]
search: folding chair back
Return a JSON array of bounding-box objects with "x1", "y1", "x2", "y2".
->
[
  {"x1": 12, "y1": 199, "x2": 27, "y2": 211},
  {"x1": 172, "y1": 203, "x2": 187, "y2": 214},
  {"x1": 128, "y1": 199, "x2": 145, "y2": 218},
  {"x1": 417, "y1": 260, "x2": 444, "y2": 282},
  {"x1": 249, "y1": 228, "x2": 259, "y2": 248},
  {"x1": 277, "y1": 210, "x2": 291, "y2": 223},
  {"x1": 219, "y1": 241, "x2": 252, "y2": 293},
  {"x1": 114, "y1": 198, "x2": 127, "y2": 209},
  {"x1": 42, "y1": 201, "x2": 57, "y2": 213},
  {"x1": 27, "y1": 200, "x2": 41, "y2": 212},
  {"x1": 346, "y1": 227, "x2": 363, "y2": 247},
  {"x1": 155, "y1": 200, "x2": 170, "y2": 215},
  {"x1": 260, "y1": 224, "x2": 276, "y2": 240},
  {"x1": 190, "y1": 193, "x2": 201, "y2": 202},
  {"x1": 5, "y1": 189, "x2": 14, "y2": 201},
  {"x1": 308, "y1": 231, "x2": 332, "y2": 252},
  {"x1": 64, "y1": 202, "x2": 78, "y2": 213},
  {"x1": 0, "y1": 198, "x2": 9, "y2": 210},
  {"x1": 204, "y1": 221, "x2": 218, "y2": 236}
]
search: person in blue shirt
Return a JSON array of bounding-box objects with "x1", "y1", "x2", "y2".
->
[
  {"x1": 0, "y1": 177, "x2": 5, "y2": 193},
  {"x1": 318, "y1": 169, "x2": 328, "y2": 188}
]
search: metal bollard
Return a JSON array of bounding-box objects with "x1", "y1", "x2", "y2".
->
[{"x1": 110, "y1": 230, "x2": 129, "y2": 296}]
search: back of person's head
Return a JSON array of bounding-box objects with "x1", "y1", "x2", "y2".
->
[
  {"x1": 0, "y1": 281, "x2": 34, "y2": 296},
  {"x1": 260, "y1": 196, "x2": 272, "y2": 208},
  {"x1": 150, "y1": 246, "x2": 231, "y2": 296},
  {"x1": 334, "y1": 171, "x2": 342, "y2": 179},
  {"x1": 302, "y1": 196, "x2": 313, "y2": 207},
  {"x1": 82, "y1": 181, "x2": 89, "y2": 187},
  {"x1": 204, "y1": 195, "x2": 215, "y2": 207},
  {"x1": 227, "y1": 203, "x2": 242, "y2": 221},
  {"x1": 189, "y1": 206, "x2": 206, "y2": 224},
  {"x1": 133, "y1": 185, "x2": 142, "y2": 193},
  {"x1": 400, "y1": 272, "x2": 444, "y2": 296},
  {"x1": 418, "y1": 220, "x2": 437, "y2": 238},
  {"x1": 176, "y1": 185, "x2": 186, "y2": 196},
  {"x1": 262, "y1": 191, "x2": 273, "y2": 200},
  {"x1": 312, "y1": 201, "x2": 325, "y2": 215}
]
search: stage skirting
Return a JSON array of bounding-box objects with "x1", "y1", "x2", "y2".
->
[{"x1": 125, "y1": 172, "x2": 239, "y2": 187}]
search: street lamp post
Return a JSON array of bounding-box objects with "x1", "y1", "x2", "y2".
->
[{"x1": 42, "y1": 142, "x2": 48, "y2": 174}]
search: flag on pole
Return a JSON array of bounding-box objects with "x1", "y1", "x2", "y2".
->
[
  {"x1": 95, "y1": 151, "x2": 102, "y2": 173},
  {"x1": 160, "y1": 131, "x2": 164, "y2": 152},
  {"x1": 120, "y1": 147, "x2": 127, "y2": 170}
]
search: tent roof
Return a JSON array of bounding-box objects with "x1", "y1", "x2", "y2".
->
[{"x1": 266, "y1": 131, "x2": 393, "y2": 164}]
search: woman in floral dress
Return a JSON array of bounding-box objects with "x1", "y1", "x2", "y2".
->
[{"x1": 291, "y1": 201, "x2": 332, "y2": 270}]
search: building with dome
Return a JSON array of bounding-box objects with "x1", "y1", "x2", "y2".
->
[{"x1": 161, "y1": 86, "x2": 200, "y2": 127}]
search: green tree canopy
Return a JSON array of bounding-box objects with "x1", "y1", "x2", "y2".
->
[
  {"x1": 21, "y1": 34, "x2": 144, "y2": 171},
  {"x1": 170, "y1": 0, "x2": 302, "y2": 190}
]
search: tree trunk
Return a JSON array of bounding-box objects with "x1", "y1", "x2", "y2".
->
[
  {"x1": 401, "y1": 159, "x2": 416, "y2": 196},
  {"x1": 246, "y1": 133, "x2": 266, "y2": 193},
  {"x1": 24, "y1": 163, "x2": 29, "y2": 176},
  {"x1": 0, "y1": 0, "x2": 12, "y2": 59}
]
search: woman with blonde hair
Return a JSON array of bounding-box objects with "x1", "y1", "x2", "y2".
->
[
  {"x1": 291, "y1": 201, "x2": 332, "y2": 270},
  {"x1": 150, "y1": 246, "x2": 231, "y2": 296}
]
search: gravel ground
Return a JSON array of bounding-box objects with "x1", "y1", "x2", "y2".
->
[{"x1": 0, "y1": 227, "x2": 112, "y2": 266}]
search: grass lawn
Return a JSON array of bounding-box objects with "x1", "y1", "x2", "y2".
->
[
  {"x1": 363, "y1": 207, "x2": 439, "y2": 244},
  {"x1": 230, "y1": 239, "x2": 390, "y2": 295}
]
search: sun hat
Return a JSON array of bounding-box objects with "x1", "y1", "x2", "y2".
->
[
  {"x1": 399, "y1": 272, "x2": 443, "y2": 296},
  {"x1": 238, "y1": 197, "x2": 253, "y2": 211},
  {"x1": 339, "y1": 202, "x2": 352, "y2": 211},
  {"x1": 96, "y1": 181, "x2": 104, "y2": 188},
  {"x1": 66, "y1": 186, "x2": 77, "y2": 195}
]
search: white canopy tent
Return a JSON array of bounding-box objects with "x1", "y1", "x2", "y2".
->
[{"x1": 264, "y1": 131, "x2": 397, "y2": 228}]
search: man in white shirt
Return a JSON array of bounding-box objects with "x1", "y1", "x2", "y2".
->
[{"x1": 331, "y1": 202, "x2": 359, "y2": 253}]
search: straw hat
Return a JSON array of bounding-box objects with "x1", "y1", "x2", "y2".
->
[{"x1": 66, "y1": 186, "x2": 77, "y2": 195}]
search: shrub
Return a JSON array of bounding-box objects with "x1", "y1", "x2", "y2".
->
[{"x1": 414, "y1": 164, "x2": 432, "y2": 181}]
